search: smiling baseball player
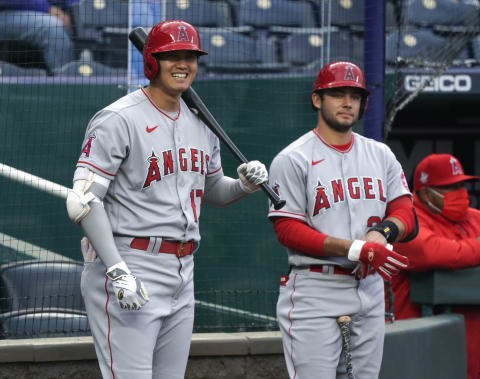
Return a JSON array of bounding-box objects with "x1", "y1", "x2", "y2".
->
[
  {"x1": 66, "y1": 20, "x2": 267, "y2": 379},
  {"x1": 267, "y1": 61, "x2": 418, "y2": 379}
]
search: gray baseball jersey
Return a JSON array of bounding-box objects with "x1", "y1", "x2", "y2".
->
[
  {"x1": 76, "y1": 88, "x2": 222, "y2": 241},
  {"x1": 268, "y1": 129, "x2": 411, "y2": 267}
]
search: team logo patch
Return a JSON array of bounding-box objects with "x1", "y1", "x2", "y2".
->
[
  {"x1": 419, "y1": 171, "x2": 429, "y2": 184},
  {"x1": 177, "y1": 25, "x2": 189, "y2": 42},
  {"x1": 401, "y1": 171, "x2": 409, "y2": 191},
  {"x1": 143, "y1": 150, "x2": 161, "y2": 188},
  {"x1": 273, "y1": 182, "x2": 280, "y2": 196},
  {"x1": 313, "y1": 180, "x2": 331, "y2": 215},
  {"x1": 80, "y1": 132, "x2": 96, "y2": 158},
  {"x1": 450, "y1": 156, "x2": 463, "y2": 175},
  {"x1": 368, "y1": 250, "x2": 374, "y2": 262},
  {"x1": 344, "y1": 65, "x2": 356, "y2": 82}
]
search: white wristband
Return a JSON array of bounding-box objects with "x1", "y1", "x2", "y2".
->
[
  {"x1": 347, "y1": 240, "x2": 366, "y2": 262},
  {"x1": 107, "y1": 260, "x2": 130, "y2": 275}
]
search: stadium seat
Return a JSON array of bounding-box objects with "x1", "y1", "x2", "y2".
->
[
  {"x1": 71, "y1": 0, "x2": 128, "y2": 41},
  {"x1": 0, "y1": 309, "x2": 90, "y2": 339},
  {"x1": 0, "y1": 260, "x2": 85, "y2": 313},
  {"x1": 236, "y1": 0, "x2": 316, "y2": 30},
  {"x1": 164, "y1": 0, "x2": 233, "y2": 27},
  {"x1": 71, "y1": 0, "x2": 129, "y2": 67},
  {"x1": 321, "y1": 0, "x2": 364, "y2": 29},
  {"x1": 54, "y1": 59, "x2": 127, "y2": 78},
  {"x1": 198, "y1": 29, "x2": 288, "y2": 73},
  {"x1": 0, "y1": 61, "x2": 47, "y2": 77},
  {"x1": 402, "y1": 0, "x2": 480, "y2": 28},
  {"x1": 385, "y1": 29, "x2": 450, "y2": 65},
  {"x1": 280, "y1": 29, "x2": 360, "y2": 67}
]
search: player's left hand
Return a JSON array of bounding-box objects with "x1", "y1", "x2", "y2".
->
[
  {"x1": 237, "y1": 160, "x2": 268, "y2": 193},
  {"x1": 347, "y1": 240, "x2": 408, "y2": 282}
]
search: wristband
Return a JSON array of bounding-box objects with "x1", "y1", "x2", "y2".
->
[{"x1": 367, "y1": 221, "x2": 399, "y2": 243}]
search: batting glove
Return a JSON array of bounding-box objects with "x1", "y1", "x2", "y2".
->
[
  {"x1": 237, "y1": 160, "x2": 268, "y2": 193},
  {"x1": 106, "y1": 261, "x2": 150, "y2": 310},
  {"x1": 347, "y1": 240, "x2": 409, "y2": 282}
]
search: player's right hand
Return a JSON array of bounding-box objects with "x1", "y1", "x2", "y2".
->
[
  {"x1": 237, "y1": 160, "x2": 268, "y2": 193},
  {"x1": 347, "y1": 240, "x2": 409, "y2": 282},
  {"x1": 106, "y1": 261, "x2": 150, "y2": 310}
]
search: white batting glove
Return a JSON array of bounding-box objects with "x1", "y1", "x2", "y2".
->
[
  {"x1": 237, "y1": 160, "x2": 268, "y2": 193},
  {"x1": 106, "y1": 261, "x2": 150, "y2": 310}
]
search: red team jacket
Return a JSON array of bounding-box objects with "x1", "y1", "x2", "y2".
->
[{"x1": 392, "y1": 194, "x2": 480, "y2": 379}]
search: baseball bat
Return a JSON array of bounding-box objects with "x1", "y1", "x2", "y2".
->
[
  {"x1": 128, "y1": 27, "x2": 286, "y2": 210},
  {"x1": 337, "y1": 315, "x2": 355, "y2": 379}
]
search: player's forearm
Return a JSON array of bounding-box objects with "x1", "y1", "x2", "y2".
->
[
  {"x1": 384, "y1": 195, "x2": 418, "y2": 242},
  {"x1": 273, "y1": 217, "x2": 350, "y2": 257},
  {"x1": 79, "y1": 203, "x2": 123, "y2": 268},
  {"x1": 203, "y1": 175, "x2": 248, "y2": 207},
  {"x1": 395, "y1": 231, "x2": 480, "y2": 271}
]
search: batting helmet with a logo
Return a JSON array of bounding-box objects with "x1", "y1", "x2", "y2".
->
[
  {"x1": 312, "y1": 61, "x2": 370, "y2": 118},
  {"x1": 143, "y1": 20, "x2": 207, "y2": 81}
]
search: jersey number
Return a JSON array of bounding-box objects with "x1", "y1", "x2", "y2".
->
[
  {"x1": 190, "y1": 189, "x2": 203, "y2": 223},
  {"x1": 367, "y1": 216, "x2": 382, "y2": 227}
]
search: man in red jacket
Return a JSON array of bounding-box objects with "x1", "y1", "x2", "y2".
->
[{"x1": 391, "y1": 153, "x2": 480, "y2": 379}]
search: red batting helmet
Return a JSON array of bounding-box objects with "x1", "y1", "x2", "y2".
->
[
  {"x1": 143, "y1": 20, "x2": 207, "y2": 81},
  {"x1": 312, "y1": 61, "x2": 370, "y2": 118}
]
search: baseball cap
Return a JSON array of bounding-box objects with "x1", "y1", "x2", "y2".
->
[{"x1": 413, "y1": 153, "x2": 480, "y2": 191}]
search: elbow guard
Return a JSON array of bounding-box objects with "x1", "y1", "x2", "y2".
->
[
  {"x1": 66, "y1": 179, "x2": 97, "y2": 224},
  {"x1": 66, "y1": 170, "x2": 108, "y2": 224}
]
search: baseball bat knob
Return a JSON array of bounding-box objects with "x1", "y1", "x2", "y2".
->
[
  {"x1": 337, "y1": 315, "x2": 352, "y2": 323},
  {"x1": 274, "y1": 199, "x2": 286, "y2": 210}
]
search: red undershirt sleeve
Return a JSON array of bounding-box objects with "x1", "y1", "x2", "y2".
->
[
  {"x1": 385, "y1": 195, "x2": 416, "y2": 238},
  {"x1": 273, "y1": 217, "x2": 327, "y2": 256}
]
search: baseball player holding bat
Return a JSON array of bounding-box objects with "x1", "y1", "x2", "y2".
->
[
  {"x1": 65, "y1": 20, "x2": 268, "y2": 379},
  {"x1": 267, "y1": 61, "x2": 418, "y2": 379}
]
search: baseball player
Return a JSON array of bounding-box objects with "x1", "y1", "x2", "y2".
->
[
  {"x1": 267, "y1": 61, "x2": 418, "y2": 379},
  {"x1": 65, "y1": 20, "x2": 268, "y2": 379}
]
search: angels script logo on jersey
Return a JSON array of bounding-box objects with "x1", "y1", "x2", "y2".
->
[
  {"x1": 81, "y1": 132, "x2": 96, "y2": 158},
  {"x1": 313, "y1": 176, "x2": 386, "y2": 216},
  {"x1": 143, "y1": 147, "x2": 210, "y2": 188}
]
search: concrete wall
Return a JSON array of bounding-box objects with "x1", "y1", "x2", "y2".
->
[{"x1": 0, "y1": 314, "x2": 466, "y2": 379}]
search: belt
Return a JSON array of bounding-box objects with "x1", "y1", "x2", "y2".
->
[
  {"x1": 309, "y1": 264, "x2": 375, "y2": 279},
  {"x1": 130, "y1": 237, "x2": 195, "y2": 258}
]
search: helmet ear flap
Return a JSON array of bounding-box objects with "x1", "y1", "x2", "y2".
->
[{"x1": 144, "y1": 52, "x2": 159, "y2": 81}]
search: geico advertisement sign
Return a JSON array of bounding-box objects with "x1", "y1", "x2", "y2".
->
[{"x1": 404, "y1": 75, "x2": 472, "y2": 92}]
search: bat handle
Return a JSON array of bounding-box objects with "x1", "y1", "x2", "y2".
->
[{"x1": 261, "y1": 182, "x2": 285, "y2": 210}]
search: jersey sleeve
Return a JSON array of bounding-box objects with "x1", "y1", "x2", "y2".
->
[
  {"x1": 267, "y1": 153, "x2": 308, "y2": 221},
  {"x1": 76, "y1": 110, "x2": 129, "y2": 179},
  {"x1": 205, "y1": 131, "x2": 223, "y2": 178},
  {"x1": 384, "y1": 146, "x2": 411, "y2": 202}
]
